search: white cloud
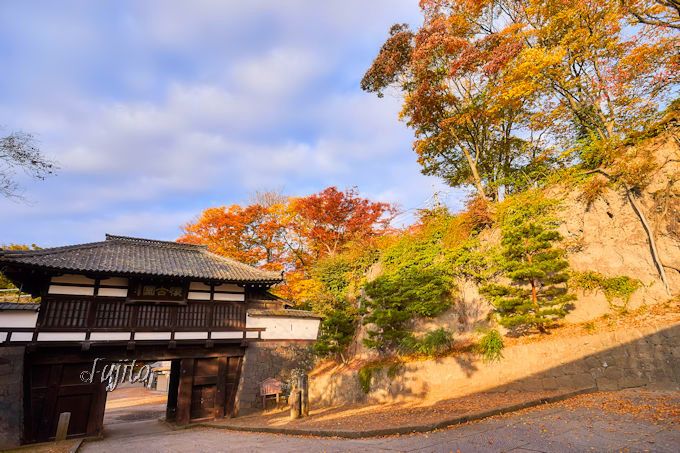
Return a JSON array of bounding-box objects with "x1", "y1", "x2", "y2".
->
[
  {"x1": 0, "y1": 1, "x2": 456, "y2": 247},
  {"x1": 229, "y1": 48, "x2": 326, "y2": 99}
]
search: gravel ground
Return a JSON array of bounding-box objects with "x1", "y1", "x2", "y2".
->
[{"x1": 81, "y1": 389, "x2": 679, "y2": 453}]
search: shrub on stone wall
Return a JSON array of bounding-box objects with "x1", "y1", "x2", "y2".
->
[
  {"x1": 570, "y1": 271, "x2": 641, "y2": 311},
  {"x1": 476, "y1": 329, "x2": 505, "y2": 363}
]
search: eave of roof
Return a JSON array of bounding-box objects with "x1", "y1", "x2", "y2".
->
[
  {"x1": 0, "y1": 302, "x2": 40, "y2": 311},
  {"x1": 0, "y1": 234, "x2": 283, "y2": 284},
  {"x1": 247, "y1": 309, "x2": 322, "y2": 319}
]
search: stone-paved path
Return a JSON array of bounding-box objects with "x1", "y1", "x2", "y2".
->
[{"x1": 82, "y1": 398, "x2": 679, "y2": 453}]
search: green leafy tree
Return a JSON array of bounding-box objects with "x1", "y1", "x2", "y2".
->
[
  {"x1": 362, "y1": 211, "x2": 457, "y2": 352},
  {"x1": 482, "y1": 194, "x2": 574, "y2": 333},
  {"x1": 307, "y1": 248, "x2": 379, "y2": 359},
  {"x1": 313, "y1": 310, "x2": 358, "y2": 358},
  {"x1": 363, "y1": 267, "x2": 454, "y2": 352}
]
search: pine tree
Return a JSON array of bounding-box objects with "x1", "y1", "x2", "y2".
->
[{"x1": 482, "y1": 195, "x2": 574, "y2": 334}]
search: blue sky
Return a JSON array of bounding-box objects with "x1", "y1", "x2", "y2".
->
[{"x1": 0, "y1": 1, "x2": 464, "y2": 247}]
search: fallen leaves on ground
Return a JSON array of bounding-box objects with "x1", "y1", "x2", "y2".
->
[
  {"x1": 217, "y1": 388, "x2": 679, "y2": 435},
  {"x1": 219, "y1": 391, "x2": 564, "y2": 432}
]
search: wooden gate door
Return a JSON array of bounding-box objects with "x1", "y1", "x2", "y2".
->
[
  {"x1": 177, "y1": 355, "x2": 242, "y2": 424},
  {"x1": 190, "y1": 358, "x2": 218, "y2": 420},
  {"x1": 25, "y1": 362, "x2": 107, "y2": 443},
  {"x1": 223, "y1": 356, "x2": 243, "y2": 417}
]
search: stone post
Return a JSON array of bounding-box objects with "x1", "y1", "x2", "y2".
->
[
  {"x1": 301, "y1": 374, "x2": 309, "y2": 417},
  {"x1": 289, "y1": 382, "x2": 301, "y2": 420}
]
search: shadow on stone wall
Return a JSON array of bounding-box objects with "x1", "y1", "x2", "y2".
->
[
  {"x1": 236, "y1": 341, "x2": 316, "y2": 414},
  {"x1": 309, "y1": 323, "x2": 680, "y2": 407},
  {"x1": 487, "y1": 323, "x2": 680, "y2": 395}
]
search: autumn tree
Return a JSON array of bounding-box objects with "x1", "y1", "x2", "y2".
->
[
  {"x1": 0, "y1": 244, "x2": 41, "y2": 291},
  {"x1": 501, "y1": 0, "x2": 678, "y2": 145},
  {"x1": 179, "y1": 187, "x2": 396, "y2": 303},
  {"x1": 286, "y1": 187, "x2": 396, "y2": 264},
  {"x1": 363, "y1": 0, "x2": 678, "y2": 196},
  {"x1": 179, "y1": 204, "x2": 285, "y2": 271},
  {"x1": 362, "y1": 4, "x2": 539, "y2": 200},
  {"x1": 620, "y1": 0, "x2": 680, "y2": 30}
]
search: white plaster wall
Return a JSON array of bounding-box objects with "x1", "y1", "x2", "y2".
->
[
  {"x1": 97, "y1": 287, "x2": 128, "y2": 297},
  {"x1": 211, "y1": 331, "x2": 243, "y2": 339},
  {"x1": 187, "y1": 291, "x2": 211, "y2": 300},
  {"x1": 213, "y1": 293, "x2": 245, "y2": 301},
  {"x1": 0, "y1": 311, "x2": 38, "y2": 328},
  {"x1": 246, "y1": 315, "x2": 320, "y2": 340},
  {"x1": 90, "y1": 332, "x2": 131, "y2": 341},
  {"x1": 51, "y1": 274, "x2": 95, "y2": 284},
  {"x1": 48, "y1": 285, "x2": 94, "y2": 296},
  {"x1": 37, "y1": 332, "x2": 87, "y2": 341},
  {"x1": 135, "y1": 332, "x2": 172, "y2": 340},
  {"x1": 99, "y1": 277, "x2": 128, "y2": 286},
  {"x1": 174, "y1": 331, "x2": 208, "y2": 340},
  {"x1": 9, "y1": 332, "x2": 33, "y2": 342},
  {"x1": 214, "y1": 283, "x2": 244, "y2": 293},
  {"x1": 189, "y1": 281, "x2": 211, "y2": 290}
]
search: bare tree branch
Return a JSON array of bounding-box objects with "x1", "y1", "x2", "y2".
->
[{"x1": 0, "y1": 130, "x2": 57, "y2": 199}]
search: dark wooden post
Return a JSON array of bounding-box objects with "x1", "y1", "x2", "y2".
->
[
  {"x1": 215, "y1": 356, "x2": 227, "y2": 418},
  {"x1": 176, "y1": 358, "x2": 194, "y2": 425},
  {"x1": 166, "y1": 360, "x2": 181, "y2": 422}
]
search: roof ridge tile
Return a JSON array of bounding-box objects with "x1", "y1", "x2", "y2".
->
[{"x1": 105, "y1": 234, "x2": 208, "y2": 250}]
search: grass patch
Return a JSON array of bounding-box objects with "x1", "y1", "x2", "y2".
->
[
  {"x1": 476, "y1": 329, "x2": 505, "y2": 363},
  {"x1": 358, "y1": 364, "x2": 382, "y2": 394},
  {"x1": 570, "y1": 271, "x2": 641, "y2": 311},
  {"x1": 582, "y1": 321, "x2": 597, "y2": 333}
]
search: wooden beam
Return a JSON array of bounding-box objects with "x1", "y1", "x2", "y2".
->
[
  {"x1": 215, "y1": 356, "x2": 227, "y2": 419},
  {"x1": 176, "y1": 358, "x2": 194, "y2": 425},
  {"x1": 165, "y1": 360, "x2": 180, "y2": 422}
]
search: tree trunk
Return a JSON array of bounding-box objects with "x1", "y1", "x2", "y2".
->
[
  {"x1": 587, "y1": 169, "x2": 672, "y2": 295},
  {"x1": 625, "y1": 189, "x2": 671, "y2": 295},
  {"x1": 461, "y1": 147, "x2": 487, "y2": 199}
]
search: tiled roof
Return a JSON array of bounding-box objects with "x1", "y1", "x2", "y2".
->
[
  {"x1": 0, "y1": 302, "x2": 40, "y2": 311},
  {"x1": 249, "y1": 289, "x2": 288, "y2": 301},
  {"x1": 0, "y1": 234, "x2": 282, "y2": 284},
  {"x1": 247, "y1": 309, "x2": 322, "y2": 319}
]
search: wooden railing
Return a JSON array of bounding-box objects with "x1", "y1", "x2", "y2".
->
[{"x1": 38, "y1": 296, "x2": 246, "y2": 331}]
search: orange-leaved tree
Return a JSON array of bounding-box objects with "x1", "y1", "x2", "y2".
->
[
  {"x1": 362, "y1": 1, "x2": 538, "y2": 200},
  {"x1": 363, "y1": 0, "x2": 678, "y2": 196},
  {"x1": 500, "y1": 0, "x2": 678, "y2": 145},
  {"x1": 179, "y1": 203, "x2": 286, "y2": 271},
  {"x1": 278, "y1": 187, "x2": 396, "y2": 302},
  {"x1": 178, "y1": 187, "x2": 397, "y2": 303},
  {"x1": 287, "y1": 187, "x2": 396, "y2": 263}
]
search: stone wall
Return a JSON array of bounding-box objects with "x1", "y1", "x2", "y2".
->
[
  {"x1": 0, "y1": 346, "x2": 24, "y2": 449},
  {"x1": 235, "y1": 341, "x2": 313, "y2": 415},
  {"x1": 310, "y1": 322, "x2": 680, "y2": 407}
]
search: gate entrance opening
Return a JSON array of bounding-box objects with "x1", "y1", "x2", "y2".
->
[{"x1": 23, "y1": 346, "x2": 243, "y2": 443}]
